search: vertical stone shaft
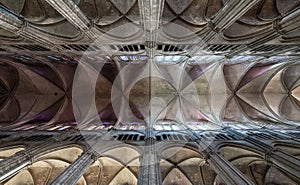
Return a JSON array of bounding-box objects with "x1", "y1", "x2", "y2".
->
[
  {"x1": 0, "y1": 5, "x2": 59, "y2": 50},
  {"x1": 196, "y1": 137, "x2": 255, "y2": 185},
  {"x1": 227, "y1": 128, "x2": 300, "y2": 179},
  {"x1": 0, "y1": 151, "x2": 31, "y2": 182},
  {"x1": 137, "y1": 128, "x2": 162, "y2": 185},
  {"x1": 0, "y1": 131, "x2": 78, "y2": 183},
  {"x1": 49, "y1": 151, "x2": 96, "y2": 185}
]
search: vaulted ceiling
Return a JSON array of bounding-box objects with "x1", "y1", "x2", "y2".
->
[{"x1": 0, "y1": 0, "x2": 300, "y2": 131}]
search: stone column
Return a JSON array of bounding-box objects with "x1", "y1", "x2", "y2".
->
[
  {"x1": 44, "y1": 0, "x2": 95, "y2": 38},
  {"x1": 0, "y1": 4, "x2": 60, "y2": 50},
  {"x1": 227, "y1": 8, "x2": 300, "y2": 57},
  {"x1": 137, "y1": 128, "x2": 162, "y2": 185},
  {"x1": 138, "y1": 0, "x2": 164, "y2": 45},
  {"x1": 0, "y1": 142, "x2": 52, "y2": 183},
  {"x1": 49, "y1": 150, "x2": 97, "y2": 185},
  {"x1": 200, "y1": 0, "x2": 260, "y2": 42},
  {"x1": 226, "y1": 128, "x2": 300, "y2": 179},
  {"x1": 183, "y1": 0, "x2": 260, "y2": 57},
  {"x1": 192, "y1": 133, "x2": 255, "y2": 185},
  {"x1": 44, "y1": 0, "x2": 113, "y2": 55},
  {"x1": 0, "y1": 130, "x2": 78, "y2": 183},
  {"x1": 0, "y1": 150, "x2": 31, "y2": 182}
]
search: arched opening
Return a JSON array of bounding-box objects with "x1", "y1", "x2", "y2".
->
[
  {"x1": 98, "y1": 146, "x2": 140, "y2": 185},
  {"x1": 160, "y1": 146, "x2": 214, "y2": 185}
]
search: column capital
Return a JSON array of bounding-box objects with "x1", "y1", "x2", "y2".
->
[
  {"x1": 273, "y1": 19, "x2": 286, "y2": 35},
  {"x1": 85, "y1": 149, "x2": 98, "y2": 162}
]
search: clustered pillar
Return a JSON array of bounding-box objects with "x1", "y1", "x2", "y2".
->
[
  {"x1": 191, "y1": 130, "x2": 255, "y2": 185},
  {"x1": 227, "y1": 128, "x2": 300, "y2": 179},
  {"x1": 137, "y1": 128, "x2": 162, "y2": 185},
  {"x1": 49, "y1": 149, "x2": 97, "y2": 185}
]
